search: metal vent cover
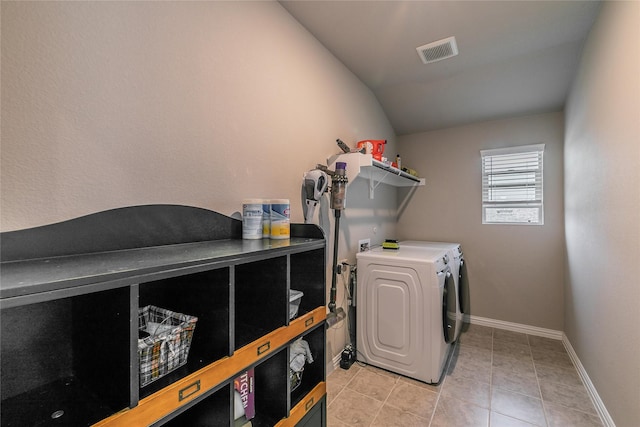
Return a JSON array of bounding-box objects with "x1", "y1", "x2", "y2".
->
[{"x1": 416, "y1": 36, "x2": 458, "y2": 64}]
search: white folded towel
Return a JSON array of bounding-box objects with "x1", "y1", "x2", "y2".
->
[{"x1": 289, "y1": 338, "x2": 313, "y2": 373}]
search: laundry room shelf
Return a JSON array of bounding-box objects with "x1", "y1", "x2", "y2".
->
[{"x1": 327, "y1": 152, "x2": 425, "y2": 198}]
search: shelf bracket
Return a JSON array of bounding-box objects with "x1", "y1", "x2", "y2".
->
[{"x1": 368, "y1": 170, "x2": 389, "y2": 199}]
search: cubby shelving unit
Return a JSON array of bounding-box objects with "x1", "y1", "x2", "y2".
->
[{"x1": 0, "y1": 205, "x2": 327, "y2": 427}]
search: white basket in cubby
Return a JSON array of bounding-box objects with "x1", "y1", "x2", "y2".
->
[{"x1": 289, "y1": 289, "x2": 304, "y2": 319}]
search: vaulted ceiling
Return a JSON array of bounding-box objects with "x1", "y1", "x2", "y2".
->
[{"x1": 280, "y1": 1, "x2": 602, "y2": 135}]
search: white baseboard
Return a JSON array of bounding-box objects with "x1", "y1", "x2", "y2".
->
[
  {"x1": 562, "y1": 334, "x2": 616, "y2": 427},
  {"x1": 466, "y1": 315, "x2": 615, "y2": 426},
  {"x1": 327, "y1": 352, "x2": 341, "y2": 377},
  {"x1": 466, "y1": 314, "x2": 563, "y2": 339}
]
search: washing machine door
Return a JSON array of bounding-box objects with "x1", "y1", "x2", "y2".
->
[
  {"x1": 442, "y1": 270, "x2": 457, "y2": 344},
  {"x1": 459, "y1": 257, "x2": 467, "y2": 314}
]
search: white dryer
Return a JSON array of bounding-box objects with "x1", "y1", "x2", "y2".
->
[
  {"x1": 401, "y1": 241, "x2": 466, "y2": 336},
  {"x1": 356, "y1": 246, "x2": 457, "y2": 384}
]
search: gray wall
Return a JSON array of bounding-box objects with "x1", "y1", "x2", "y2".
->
[
  {"x1": 0, "y1": 1, "x2": 397, "y2": 366},
  {"x1": 397, "y1": 112, "x2": 565, "y2": 330},
  {"x1": 0, "y1": 1, "x2": 397, "y2": 232},
  {"x1": 564, "y1": 1, "x2": 640, "y2": 426}
]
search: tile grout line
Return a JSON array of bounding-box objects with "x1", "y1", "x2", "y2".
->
[
  {"x1": 370, "y1": 373, "x2": 401, "y2": 426},
  {"x1": 342, "y1": 365, "x2": 404, "y2": 426},
  {"x1": 333, "y1": 365, "x2": 371, "y2": 426},
  {"x1": 531, "y1": 337, "x2": 604, "y2": 425},
  {"x1": 427, "y1": 340, "x2": 453, "y2": 427},
  {"x1": 529, "y1": 334, "x2": 551, "y2": 427},
  {"x1": 533, "y1": 363, "x2": 606, "y2": 424},
  {"x1": 488, "y1": 328, "x2": 494, "y2": 426}
]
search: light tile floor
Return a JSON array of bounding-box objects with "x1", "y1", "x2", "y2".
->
[{"x1": 326, "y1": 324, "x2": 603, "y2": 427}]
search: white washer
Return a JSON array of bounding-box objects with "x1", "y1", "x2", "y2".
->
[
  {"x1": 356, "y1": 246, "x2": 457, "y2": 384},
  {"x1": 401, "y1": 241, "x2": 465, "y2": 338}
]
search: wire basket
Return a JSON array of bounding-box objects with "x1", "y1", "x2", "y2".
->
[{"x1": 138, "y1": 305, "x2": 198, "y2": 387}]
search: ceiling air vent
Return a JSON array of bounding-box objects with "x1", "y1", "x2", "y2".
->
[{"x1": 416, "y1": 36, "x2": 458, "y2": 64}]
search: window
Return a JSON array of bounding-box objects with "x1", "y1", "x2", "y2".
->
[{"x1": 481, "y1": 144, "x2": 544, "y2": 225}]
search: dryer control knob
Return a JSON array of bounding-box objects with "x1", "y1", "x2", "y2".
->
[{"x1": 443, "y1": 254, "x2": 450, "y2": 264}]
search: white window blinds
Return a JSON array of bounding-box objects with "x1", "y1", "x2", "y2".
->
[{"x1": 481, "y1": 144, "x2": 545, "y2": 224}]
